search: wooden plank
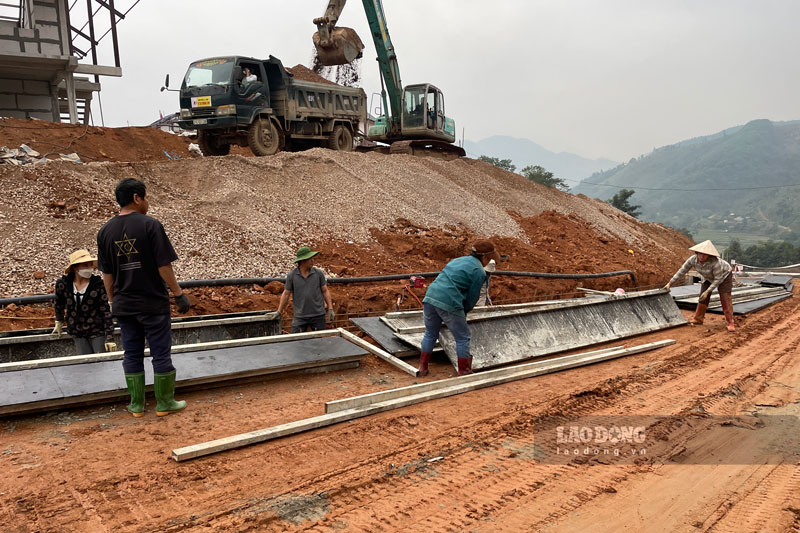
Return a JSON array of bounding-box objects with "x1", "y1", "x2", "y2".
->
[
  {"x1": 338, "y1": 329, "x2": 419, "y2": 376},
  {"x1": 324, "y1": 345, "x2": 626, "y2": 413},
  {"x1": 171, "y1": 340, "x2": 674, "y2": 462},
  {"x1": 0, "y1": 329, "x2": 341, "y2": 373}
]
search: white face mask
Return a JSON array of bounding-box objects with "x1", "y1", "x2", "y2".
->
[{"x1": 76, "y1": 268, "x2": 93, "y2": 279}]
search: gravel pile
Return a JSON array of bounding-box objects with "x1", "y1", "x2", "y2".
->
[{"x1": 0, "y1": 149, "x2": 681, "y2": 296}]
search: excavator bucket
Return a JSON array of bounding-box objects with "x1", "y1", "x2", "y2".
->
[{"x1": 313, "y1": 27, "x2": 365, "y2": 66}]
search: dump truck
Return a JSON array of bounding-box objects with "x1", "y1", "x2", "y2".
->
[{"x1": 173, "y1": 55, "x2": 366, "y2": 156}]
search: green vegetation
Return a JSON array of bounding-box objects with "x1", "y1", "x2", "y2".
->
[
  {"x1": 725, "y1": 238, "x2": 800, "y2": 267},
  {"x1": 480, "y1": 156, "x2": 569, "y2": 192},
  {"x1": 573, "y1": 119, "x2": 800, "y2": 245},
  {"x1": 521, "y1": 165, "x2": 569, "y2": 191},
  {"x1": 607, "y1": 189, "x2": 641, "y2": 218},
  {"x1": 479, "y1": 155, "x2": 516, "y2": 173}
]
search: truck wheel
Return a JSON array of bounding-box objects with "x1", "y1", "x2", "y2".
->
[
  {"x1": 327, "y1": 125, "x2": 353, "y2": 151},
  {"x1": 248, "y1": 118, "x2": 283, "y2": 156},
  {"x1": 197, "y1": 130, "x2": 230, "y2": 156}
]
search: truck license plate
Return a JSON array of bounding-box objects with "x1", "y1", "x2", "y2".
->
[{"x1": 193, "y1": 118, "x2": 208, "y2": 125}]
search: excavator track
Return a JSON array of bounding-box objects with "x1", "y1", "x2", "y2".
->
[{"x1": 389, "y1": 139, "x2": 466, "y2": 159}]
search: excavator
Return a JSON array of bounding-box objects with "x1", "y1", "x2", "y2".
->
[{"x1": 313, "y1": 0, "x2": 466, "y2": 158}]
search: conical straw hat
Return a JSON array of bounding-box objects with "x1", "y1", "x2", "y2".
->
[{"x1": 689, "y1": 240, "x2": 720, "y2": 257}]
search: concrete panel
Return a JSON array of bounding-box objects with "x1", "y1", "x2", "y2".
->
[
  {"x1": 23, "y1": 41, "x2": 40, "y2": 54},
  {"x1": 3, "y1": 367, "x2": 63, "y2": 404},
  {"x1": 0, "y1": 78, "x2": 24, "y2": 92},
  {"x1": 34, "y1": 5, "x2": 59, "y2": 23},
  {"x1": 0, "y1": 336, "x2": 367, "y2": 415},
  {"x1": 0, "y1": 21, "x2": 16, "y2": 37},
  {"x1": 0, "y1": 39, "x2": 23, "y2": 54},
  {"x1": 0, "y1": 315, "x2": 283, "y2": 363},
  {"x1": 0, "y1": 109, "x2": 26, "y2": 119},
  {"x1": 36, "y1": 24, "x2": 60, "y2": 42},
  {"x1": 16, "y1": 94, "x2": 52, "y2": 111},
  {"x1": 39, "y1": 42, "x2": 63, "y2": 55},
  {"x1": 18, "y1": 28, "x2": 35, "y2": 39},
  {"x1": 0, "y1": 94, "x2": 16, "y2": 108},
  {"x1": 23, "y1": 79, "x2": 50, "y2": 95}
]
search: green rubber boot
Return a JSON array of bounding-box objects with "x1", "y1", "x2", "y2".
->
[
  {"x1": 153, "y1": 370, "x2": 187, "y2": 417},
  {"x1": 124, "y1": 372, "x2": 146, "y2": 417}
]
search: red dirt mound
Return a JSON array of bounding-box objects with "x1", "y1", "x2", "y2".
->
[{"x1": 0, "y1": 117, "x2": 195, "y2": 162}]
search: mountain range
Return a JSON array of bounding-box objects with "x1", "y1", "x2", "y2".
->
[
  {"x1": 572, "y1": 119, "x2": 800, "y2": 245},
  {"x1": 463, "y1": 136, "x2": 618, "y2": 184}
]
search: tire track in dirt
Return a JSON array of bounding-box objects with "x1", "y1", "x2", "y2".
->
[{"x1": 3, "y1": 294, "x2": 799, "y2": 531}]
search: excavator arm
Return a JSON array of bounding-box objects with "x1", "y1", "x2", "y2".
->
[{"x1": 313, "y1": 0, "x2": 403, "y2": 127}]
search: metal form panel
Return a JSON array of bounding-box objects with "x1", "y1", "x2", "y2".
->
[
  {"x1": 379, "y1": 299, "x2": 601, "y2": 333},
  {"x1": 760, "y1": 275, "x2": 793, "y2": 289},
  {"x1": 349, "y1": 316, "x2": 422, "y2": 356},
  {"x1": 0, "y1": 336, "x2": 366, "y2": 416},
  {"x1": 706, "y1": 292, "x2": 792, "y2": 315},
  {"x1": 672, "y1": 285, "x2": 787, "y2": 310},
  {"x1": 434, "y1": 291, "x2": 685, "y2": 370},
  {"x1": 0, "y1": 314, "x2": 282, "y2": 364}
]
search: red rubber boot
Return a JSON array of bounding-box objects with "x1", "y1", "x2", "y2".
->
[
  {"x1": 417, "y1": 352, "x2": 431, "y2": 377},
  {"x1": 457, "y1": 356, "x2": 473, "y2": 376},
  {"x1": 720, "y1": 293, "x2": 735, "y2": 332}
]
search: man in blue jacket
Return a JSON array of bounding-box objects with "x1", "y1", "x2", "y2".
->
[{"x1": 418, "y1": 239, "x2": 501, "y2": 376}]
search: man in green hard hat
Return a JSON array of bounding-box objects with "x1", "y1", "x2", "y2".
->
[{"x1": 275, "y1": 246, "x2": 335, "y2": 332}]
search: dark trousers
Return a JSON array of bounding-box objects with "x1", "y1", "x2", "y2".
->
[
  {"x1": 699, "y1": 272, "x2": 734, "y2": 305},
  {"x1": 291, "y1": 314, "x2": 327, "y2": 333},
  {"x1": 73, "y1": 336, "x2": 105, "y2": 355},
  {"x1": 117, "y1": 313, "x2": 174, "y2": 374},
  {"x1": 421, "y1": 302, "x2": 471, "y2": 359}
]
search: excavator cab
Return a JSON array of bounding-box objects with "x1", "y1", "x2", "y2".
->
[{"x1": 401, "y1": 84, "x2": 454, "y2": 142}]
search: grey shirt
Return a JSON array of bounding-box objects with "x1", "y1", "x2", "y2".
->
[{"x1": 285, "y1": 266, "x2": 327, "y2": 319}]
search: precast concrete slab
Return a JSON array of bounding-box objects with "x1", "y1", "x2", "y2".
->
[
  {"x1": 433, "y1": 290, "x2": 685, "y2": 370},
  {"x1": 0, "y1": 313, "x2": 281, "y2": 363},
  {"x1": 0, "y1": 335, "x2": 366, "y2": 416}
]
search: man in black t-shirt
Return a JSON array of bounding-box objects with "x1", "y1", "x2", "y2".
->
[{"x1": 97, "y1": 178, "x2": 191, "y2": 418}]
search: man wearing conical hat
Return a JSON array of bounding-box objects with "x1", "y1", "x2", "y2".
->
[{"x1": 664, "y1": 240, "x2": 735, "y2": 332}]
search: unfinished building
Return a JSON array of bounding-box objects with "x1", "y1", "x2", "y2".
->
[{"x1": 0, "y1": 0, "x2": 129, "y2": 124}]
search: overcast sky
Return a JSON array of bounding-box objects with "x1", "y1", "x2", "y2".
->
[{"x1": 88, "y1": 0, "x2": 800, "y2": 162}]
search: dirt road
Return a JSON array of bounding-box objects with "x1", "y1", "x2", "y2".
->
[{"x1": 1, "y1": 286, "x2": 799, "y2": 532}]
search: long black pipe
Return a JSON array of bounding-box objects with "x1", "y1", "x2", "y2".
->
[{"x1": 0, "y1": 269, "x2": 636, "y2": 307}]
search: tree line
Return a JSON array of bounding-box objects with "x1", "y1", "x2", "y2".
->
[{"x1": 725, "y1": 239, "x2": 800, "y2": 268}]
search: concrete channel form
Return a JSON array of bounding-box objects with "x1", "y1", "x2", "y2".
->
[
  {"x1": 0, "y1": 332, "x2": 367, "y2": 416},
  {"x1": 0, "y1": 312, "x2": 281, "y2": 363},
  {"x1": 387, "y1": 290, "x2": 684, "y2": 371}
]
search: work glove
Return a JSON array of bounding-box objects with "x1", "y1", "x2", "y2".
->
[
  {"x1": 663, "y1": 282, "x2": 671, "y2": 290},
  {"x1": 174, "y1": 293, "x2": 190, "y2": 313},
  {"x1": 327, "y1": 308, "x2": 335, "y2": 323},
  {"x1": 264, "y1": 311, "x2": 281, "y2": 320},
  {"x1": 52, "y1": 321, "x2": 63, "y2": 338},
  {"x1": 104, "y1": 336, "x2": 117, "y2": 352},
  {"x1": 700, "y1": 289, "x2": 712, "y2": 302}
]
